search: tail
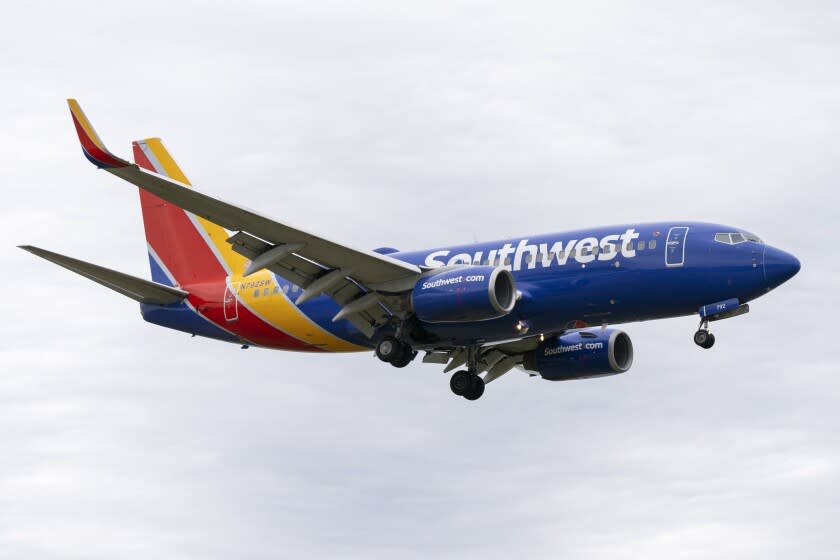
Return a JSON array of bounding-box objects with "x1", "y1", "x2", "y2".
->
[
  {"x1": 130, "y1": 138, "x2": 248, "y2": 287},
  {"x1": 66, "y1": 98, "x2": 247, "y2": 288}
]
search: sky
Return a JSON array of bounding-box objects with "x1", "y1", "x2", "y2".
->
[{"x1": 1, "y1": 1, "x2": 838, "y2": 558}]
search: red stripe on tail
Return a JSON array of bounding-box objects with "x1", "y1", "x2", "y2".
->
[
  {"x1": 133, "y1": 143, "x2": 315, "y2": 351},
  {"x1": 70, "y1": 113, "x2": 126, "y2": 168},
  {"x1": 133, "y1": 143, "x2": 228, "y2": 285}
]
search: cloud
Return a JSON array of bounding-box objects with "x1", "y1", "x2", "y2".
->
[{"x1": 1, "y1": 1, "x2": 837, "y2": 558}]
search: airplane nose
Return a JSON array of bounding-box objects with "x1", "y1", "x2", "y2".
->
[{"x1": 763, "y1": 246, "x2": 801, "y2": 290}]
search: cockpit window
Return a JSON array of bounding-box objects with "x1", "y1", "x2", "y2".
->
[{"x1": 714, "y1": 232, "x2": 763, "y2": 245}]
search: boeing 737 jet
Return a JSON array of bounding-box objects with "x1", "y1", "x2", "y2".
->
[{"x1": 20, "y1": 100, "x2": 801, "y2": 401}]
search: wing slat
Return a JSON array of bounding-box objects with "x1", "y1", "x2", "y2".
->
[{"x1": 109, "y1": 165, "x2": 420, "y2": 285}]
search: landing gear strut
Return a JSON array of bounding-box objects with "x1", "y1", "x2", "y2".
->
[
  {"x1": 375, "y1": 336, "x2": 416, "y2": 368},
  {"x1": 694, "y1": 320, "x2": 715, "y2": 349}
]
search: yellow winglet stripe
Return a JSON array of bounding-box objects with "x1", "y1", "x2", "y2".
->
[{"x1": 67, "y1": 98, "x2": 106, "y2": 150}]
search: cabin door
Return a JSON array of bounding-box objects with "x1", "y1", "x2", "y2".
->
[
  {"x1": 223, "y1": 282, "x2": 240, "y2": 322},
  {"x1": 665, "y1": 226, "x2": 689, "y2": 267}
]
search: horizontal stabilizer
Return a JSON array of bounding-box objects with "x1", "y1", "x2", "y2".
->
[{"x1": 19, "y1": 245, "x2": 188, "y2": 305}]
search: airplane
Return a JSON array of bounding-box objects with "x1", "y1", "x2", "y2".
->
[{"x1": 19, "y1": 100, "x2": 801, "y2": 401}]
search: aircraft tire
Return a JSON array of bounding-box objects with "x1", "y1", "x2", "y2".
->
[
  {"x1": 463, "y1": 376, "x2": 485, "y2": 401},
  {"x1": 390, "y1": 344, "x2": 415, "y2": 368},
  {"x1": 375, "y1": 336, "x2": 401, "y2": 362},
  {"x1": 450, "y1": 370, "x2": 472, "y2": 396},
  {"x1": 693, "y1": 329, "x2": 709, "y2": 347},
  {"x1": 703, "y1": 333, "x2": 716, "y2": 349}
]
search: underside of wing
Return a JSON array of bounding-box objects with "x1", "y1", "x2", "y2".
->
[{"x1": 422, "y1": 335, "x2": 544, "y2": 384}]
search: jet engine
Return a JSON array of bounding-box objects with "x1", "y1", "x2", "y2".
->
[
  {"x1": 411, "y1": 266, "x2": 516, "y2": 323},
  {"x1": 523, "y1": 328, "x2": 633, "y2": 381}
]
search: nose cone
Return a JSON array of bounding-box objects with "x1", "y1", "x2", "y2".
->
[{"x1": 763, "y1": 246, "x2": 801, "y2": 290}]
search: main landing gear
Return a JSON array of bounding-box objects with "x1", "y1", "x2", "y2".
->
[
  {"x1": 450, "y1": 370, "x2": 485, "y2": 401},
  {"x1": 448, "y1": 346, "x2": 485, "y2": 401},
  {"x1": 375, "y1": 335, "x2": 416, "y2": 368},
  {"x1": 376, "y1": 336, "x2": 487, "y2": 401},
  {"x1": 694, "y1": 319, "x2": 715, "y2": 349}
]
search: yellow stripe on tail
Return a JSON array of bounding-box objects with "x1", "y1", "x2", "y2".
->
[{"x1": 140, "y1": 139, "x2": 365, "y2": 352}]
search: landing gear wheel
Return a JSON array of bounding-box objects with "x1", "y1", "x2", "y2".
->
[
  {"x1": 450, "y1": 371, "x2": 472, "y2": 396},
  {"x1": 703, "y1": 333, "x2": 716, "y2": 349},
  {"x1": 376, "y1": 336, "x2": 401, "y2": 363},
  {"x1": 693, "y1": 329, "x2": 710, "y2": 348},
  {"x1": 390, "y1": 346, "x2": 416, "y2": 368},
  {"x1": 463, "y1": 376, "x2": 485, "y2": 401}
]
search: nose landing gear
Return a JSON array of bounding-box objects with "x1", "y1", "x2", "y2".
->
[
  {"x1": 693, "y1": 327, "x2": 716, "y2": 349},
  {"x1": 693, "y1": 298, "x2": 750, "y2": 349},
  {"x1": 693, "y1": 317, "x2": 716, "y2": 349}
]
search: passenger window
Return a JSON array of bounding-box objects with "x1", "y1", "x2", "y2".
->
[
  {"x1": 648, "y1": 239, "x2": 656, "y2": 249},
  {"x1": 592, "y1": 246, "x2": 599, "y2": 256},
  {"x1": 274, "y1": 286, "x2": 280, "y2": 295},
  {"x1": 264, "y1": 288, "x2": 270, "y2": 296},
  {"x1": 637, "y1": 240, "x2": 645, "y2": 251},
  {"x1": 282, "y1": 285, "x2": 289, "y2": 294},
  {"x1": 254, "y1": 289, "x2": 260, "y2": 297}
]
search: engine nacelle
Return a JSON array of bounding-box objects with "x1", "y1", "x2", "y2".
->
[
  {"x1": 523, "y1": 328, "x2": 633, "y2": 381},
  {"x1": 411, "y1": 266, "x2": 516, "y2": 323}
]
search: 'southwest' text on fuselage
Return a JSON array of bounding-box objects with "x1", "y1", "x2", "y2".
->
[{"x1": 424, "y1": 228, "x2": 641, "y2": 271}]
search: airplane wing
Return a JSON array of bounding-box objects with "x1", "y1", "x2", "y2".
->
[
  {"x1": 20, "y1": 245, "x2": 189, "y2": 305},
  {"x1": 67, "y1": 99, "x2": 422, "y2": 337}
]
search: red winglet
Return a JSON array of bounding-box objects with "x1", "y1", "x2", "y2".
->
[{"x1": 67, "y1": 99, "x2": 130, "y2": 169}]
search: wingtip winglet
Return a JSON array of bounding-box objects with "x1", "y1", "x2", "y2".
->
[{"x1": 66, "y1": 99, "x2": 130, "y2": 169}]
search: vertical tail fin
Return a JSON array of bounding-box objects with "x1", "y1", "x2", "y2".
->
[{"x1": 131, "y1": 139, "x2": 248, "y2": 287}]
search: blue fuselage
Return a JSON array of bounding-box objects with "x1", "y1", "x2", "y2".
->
[
  {"x1": 143, "y1": 221, "x2": 800, "y2": 351},
  {"x1": 292, "y1": 221, "x2": 799, "y2": 349}
]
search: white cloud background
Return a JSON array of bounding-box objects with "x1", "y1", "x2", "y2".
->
[{"x1": 1, "y1": 1, "x2": 837, "y2": 558}]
